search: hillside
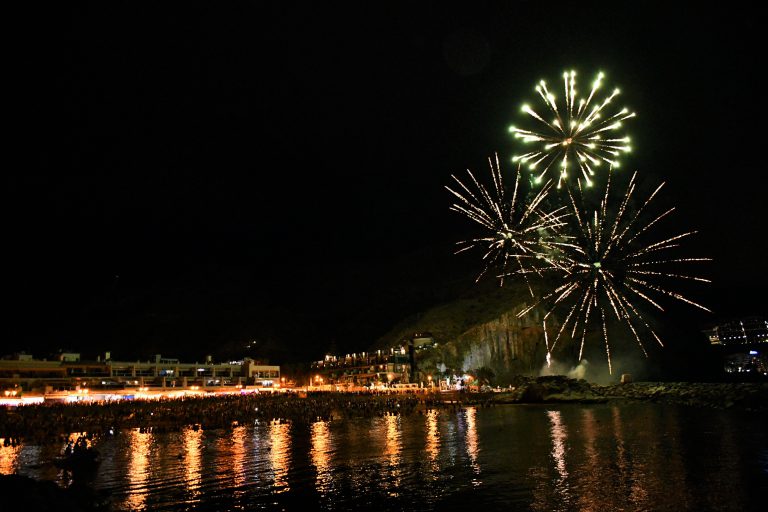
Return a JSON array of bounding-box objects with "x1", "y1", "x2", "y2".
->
[
  {"x1": 376, "y1": 278, "x2": 555, "y2": 380},
  {"x1": 375, "y1": 274, "x2": 718, "y2": 384}
]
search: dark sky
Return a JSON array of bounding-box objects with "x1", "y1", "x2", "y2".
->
[{"x1": 6, "y1": 2, "x2": 764, "y2": 362}]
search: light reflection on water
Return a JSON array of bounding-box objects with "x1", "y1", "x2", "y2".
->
[
  {"x1": 310, "y1": 420, "x2": 332, "y2": 497},
  {"x1": 547, "y1": 410, "x2": 569, "y2": 502},
  {"x1": 381, "y1": 414, "x2": 402, "y2": 495},
  {"x1": 464, "y1": 407, "x2": 481, "y2": 485},
  {"x1": 268, "y1": 421, "x2": 291, "y2": 494},
  {"x1": 612, "y1": 404, "x2": 650, "y2": 509},
  {"x1": 425, "y1": 410, "x2": 440, "y2": 470},
  {"x1": 230, "y1": 425, "x2": 246, "y2": 495},
  {"x1": 184, "y1": 427, "x2": 203, "y2": 500},
  {"x1": 0, "y1": 439, "x2": 20, "y2": 474},
  {"x1": 125, "y1": 430, "x2": 151, "y2": 511},
  {"x1": 2, "y1": 403, "x2": 766, "y2": 511}
]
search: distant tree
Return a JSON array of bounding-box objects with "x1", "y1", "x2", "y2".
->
[{"x1": 473, "y1": 366, "x2": 495, "y2": 386}]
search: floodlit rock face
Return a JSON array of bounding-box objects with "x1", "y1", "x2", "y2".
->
[
  {"x1": 376, "y1": 281, "x2": 561, "y2": 380},
  {"x1": 377, "y1": 276, "x2": 674, "y2": 383},
  {"x1": 455, "y1": 309, "x2": 549, "y2": 378},
  {"x1": 391, "y1": 305, "x2": 557, "y2": 381}
]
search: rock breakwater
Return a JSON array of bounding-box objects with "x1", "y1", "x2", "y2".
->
[{"x1": 492, "y1": 376, "x2": 768, "y2": 411}]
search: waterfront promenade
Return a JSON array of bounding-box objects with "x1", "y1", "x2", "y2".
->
[
  {"x1": 0, "y1": 389, "x2": 482, "y2": 445},
  {"x1": 3, "y1": 376, "x2": 766, "y2": 447}
]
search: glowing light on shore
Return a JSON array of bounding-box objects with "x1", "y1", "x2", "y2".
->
[
  {"x1": 0, "y1": 397, "x2": 44, "y2": 407},
  {"x1": 510, "y1": 70, "x2": 635, "y2": 188}
]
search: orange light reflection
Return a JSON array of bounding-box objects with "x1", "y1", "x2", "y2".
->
[
  {"x1": 231, "y1": 426, "x2": 246, "y2": 494},
  {"x1": 269, "y1": 422, "x2": 291, "y2": 493},
  {"x1": 184, "y1": 427, "x2": 203, "y2": 500},
  {"x1": 0, "y1": 440, "x2": 20, "y2": 475},
  {"x1": 425, "y1": 410, "x2": 440, "y2": 469},
  {"x1": 125, "y1": 429, "x2": 151, "y2": 511},
  {"x1": 382, "y1": 414, "x2": 402, "y2": 495},
  {"x1": 464, "y1": 407, "x2": 481, "y2": 485},
  {"x1": 310, "y1": 421, "x2": 333, "y2": 496}
]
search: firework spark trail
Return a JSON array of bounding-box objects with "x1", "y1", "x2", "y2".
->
[
  {"x1": 517, "y1": 171, "x2": 710, "y2": 373},
  {"x1": 446, "y1": 155, "x2": 570, "y2": 292},
  {"x1": 509, "y1": 71, "x2": 635, "y2": 189}
]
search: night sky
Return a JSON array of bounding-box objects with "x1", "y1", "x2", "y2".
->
[{"x1": 7, "y1": 2, "x2": 764, "y2": 363}]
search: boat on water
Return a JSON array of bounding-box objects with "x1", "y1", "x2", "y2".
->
[{"x1": 54, "y1": 441, "x2": 101, "y2": 472}]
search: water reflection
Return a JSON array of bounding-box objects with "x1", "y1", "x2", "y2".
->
[
  {"x1": 547, "y1": 410, "x2": 568, "y2": 479},
  {"x1": 464, "y1": 407, "x2": 481, "y2": 485},
  {"x1": 424, "y1": 410, "x2": 440, "y2": 470},
  {"x1": 230, "y1": 426, "x2": 246, "y2": 494},
  {"x1": 384, "y1": 415, "x2": 401, "y2": 464},
  {"x1": 580, "y1": 409, "x2": 597, "y2": 466},
  {"x1": 0, "y1": 441, "x2": 20, "y2": 474},
  {"x1": 184, "y1": 428, "x2": 203, "y2": 500},
  {"x1": 310, "y1": 421, "x2": 333, "y2": 496},
  {"x1": 383, "y1": 414, "x2": 402, "y2": 495},
  {"x1": 443, "y1": 415, "x2": 458, "y2": 463},
  {"x1": 268, "y1": 421, "x2": 291, "y2": 493},
  {"x1": 575, "y1": 408, "x2": 610, "y2": 511},
  {"x1": 704, "y1": 414, "x2": 742, "y2": 510},
  {"x1": 610, "y1": 407, "x2": 628, "y2": 488},
  {"x1": 612, "y1": 406, "x2": 651, "y2": 508},
  {"x1": 656, "y1": 405, "x2": 694, "y2": 507},
  {"x1": 547, "y1": 410, "x2": 571, "y2": 508},
  {"x1": 125, "y1": 430, "x2": 151, "y2": 511},
  {"x1": 5, "y1": 404, "x2": 765, "y2": 511}
]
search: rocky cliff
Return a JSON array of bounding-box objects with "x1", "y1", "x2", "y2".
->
[
  {"x1": 375, "y1": 276, "x2": 687, "y2": 383},
  {"x1": 376, "y1": 280, "x2": 557, "y2": 380}
]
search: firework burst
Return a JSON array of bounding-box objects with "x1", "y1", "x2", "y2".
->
[
  {"x1": 518, "y1": 171, "x2": 711, "y2": 373},
  {"x1": 509, "y1": 70, "x2": 635, "y2": 189},
  {"x1": 446, "y1": 154, "x2": 570, "y2": 292}
]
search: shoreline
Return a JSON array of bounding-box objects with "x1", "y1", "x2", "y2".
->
[
  {"x1": 2, "y1": 378, "x2": 766, "y2": 443},
  {"x1": 486, "y1": 376, "x2": 768, "y2": 411}
]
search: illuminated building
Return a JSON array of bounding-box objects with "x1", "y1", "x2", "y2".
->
[
  {"x1": 0, "y1": 353, "x2": 279, "y2": 393},
  {"x1": 704, "y1": 317, "x2": 768, "y2": 375},
  {"x1": 311, "y1": 347, "x2": 411, "y2": 387},
  {"x1": 723, "y1": 350, "x2": 767, "y2": 375},
  {"x1": 706, "y1": 317, "x2": 768, "y2": 345}
]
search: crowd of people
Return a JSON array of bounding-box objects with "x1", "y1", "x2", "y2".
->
[{"x1": 0, "y1": 390, "x2": 495, "y2": 445}]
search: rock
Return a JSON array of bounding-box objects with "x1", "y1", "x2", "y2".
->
[
  {"x1": 519, "y1": 383, "x2": 545, "y2": 403},
  {"x1": 489, "y1": 378, "x2": 767, "y2": 410}
]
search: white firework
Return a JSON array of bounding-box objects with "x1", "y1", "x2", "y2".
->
[
  {"x1": 509, "y1": 70, "x2": 635, "y2": 189},
  {"x1": 518, "y1": 171, "x2": 711, "y2": 373},
  {"x1": 447, "y1": 154, "x2": 570, "y2": 293}
]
